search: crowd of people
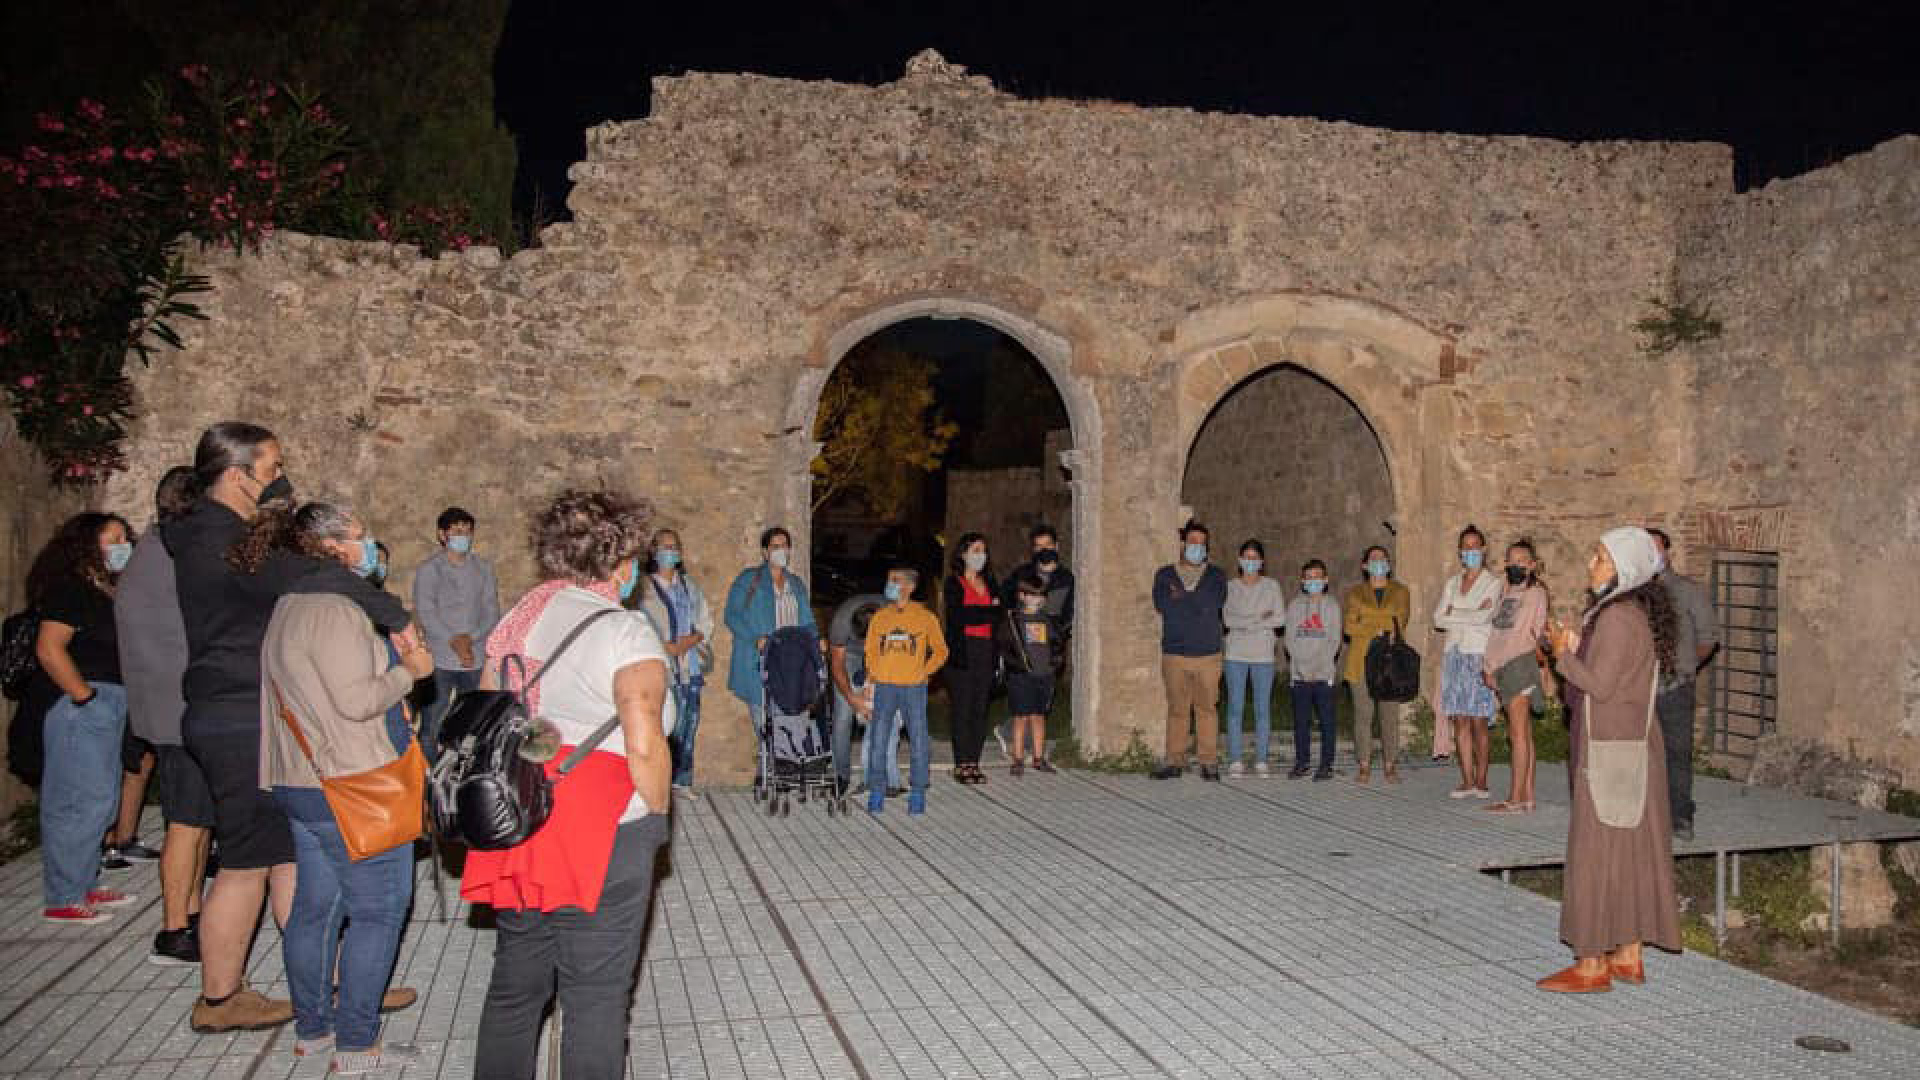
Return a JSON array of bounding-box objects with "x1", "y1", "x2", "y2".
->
[
  {"x1": 1148, "y1": 516, "x2": 1719, "y2": 989},
  {"x1": 9, "y1": 422, "x2": 681, "y2": 1077},
  {"x1": 4, "y1": 412, "x2": 1725, "y2": 1080}
]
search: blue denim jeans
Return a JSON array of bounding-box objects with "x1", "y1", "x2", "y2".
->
[
  {"x1": 670, "y1": 683, "x2": 703, "y2": 787},
  {"x1": 1292, "y1": 680, "x2": 1337, "y2": 769},
  {"x1": 1224, "y1": 660, "x2": 1275, "y2": 764},
  {"x1": 425, "y1": 667, "x2": 482, "y2": 765},
  {"x1": 835, "y1": 685, "x2": 901, "y2": 789},
  {"x1": 40, "y1": 682, "x2": 126, "y2": 907},
  {"x1": 272, "y1": 787, "x2": 414, "y2": 1051},
  {"x1": 867, "y1": 683, "x2": 929, "y2": 796}
]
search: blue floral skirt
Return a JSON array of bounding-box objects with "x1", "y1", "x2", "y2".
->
[{"x1": 1439, "y1": 647, "x2": 1498, "y2": 719}]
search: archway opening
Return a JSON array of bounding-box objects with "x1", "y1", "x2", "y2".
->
[
  {"x1": 1180, "y1": 363, "x2": 1396, "y2": 760},
  {"x1": 808, "y1": 315, "x2": 1079, "y2": 757}
]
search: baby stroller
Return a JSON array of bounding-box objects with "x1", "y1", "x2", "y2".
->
[{"x1": 753, "y1": 625, "x2": 845, "y2": 816}]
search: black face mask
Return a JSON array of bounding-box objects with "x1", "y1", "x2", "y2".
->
[
  {"x1": 1505, "y1": 565, "x2": 1529, "y2": 586},
  {"x1": 1035, "y1": 551, "x2": 1059, "y2": 569},
  {"x1": 258, "y1": 474, "x2": 294, "y2": 506}
]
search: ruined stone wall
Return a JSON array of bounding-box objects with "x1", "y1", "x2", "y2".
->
[
  {"x1": 100, "y1": 56, "x2": 1732, "y2": 774},
  {"x1": 1677, "y1": 136, "x2": 1920, "y2": 782},
  {"x1": 1181, "y1": 366, "x2": 1396, "y2": 597}
]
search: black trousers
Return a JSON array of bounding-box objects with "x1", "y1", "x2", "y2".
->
[
  {"x1": 947, "y1": 638, "x2": 997, "y2": 766},
  {"x1": 1656, "y1": 680, "x2": 1696, "y2": 828},
  {"x1": 477, "y1": 814, "x2": 670, "y2": 1080}
]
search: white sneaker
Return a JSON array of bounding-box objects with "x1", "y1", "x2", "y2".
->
[
  {"x1": 1253, "y1": 762, "x2": 1271, "y2": 778},
  {"x1": 1472, "y1": 788, "x2": 1492, "y2": 799},
  {"x1": 1448, "y1": 786, "x2": 1476, "y2": 799},
  {"x1": 1226, "y1": 762, "x2": 1246, "y2": 779}
]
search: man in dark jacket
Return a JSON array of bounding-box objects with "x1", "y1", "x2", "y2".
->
[
  {"x1": 168, "y1": 423, "x2": 411, "y2": 1034},
  {"x1": 1151, "y1": 520, "x2": 1227, "y2": 781}
]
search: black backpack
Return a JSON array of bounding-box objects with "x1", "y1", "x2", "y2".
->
[
  {"x1": 427, "y1": 609, "x2": 621, "y2": 850},
  {"x1": 1364, "y1": 618, "x2": 1422, "y2": 703},
  {"x1": 1, "y1": 610, "x2": 41, "y2": 700}
]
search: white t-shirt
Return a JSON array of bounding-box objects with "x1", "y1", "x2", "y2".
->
[{"x1": 524, "y1": 586, "x2": 672, "y2": 821}]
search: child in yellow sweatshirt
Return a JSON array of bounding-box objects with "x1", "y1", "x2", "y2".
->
[{"x1": 864, "y1": 566, "x2": 949, "y2": 815}]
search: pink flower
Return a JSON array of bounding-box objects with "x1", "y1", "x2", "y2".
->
[
  {"x1": 81, "y1": 405, "x2": 94, "y2": 415},
  {"x1": 35, "y1": 113, "x2": 64, "y2": 133},
  {"x1": 17, "y1": 375, "x2": 36, "y2": 388},
  {"x1": 77, "y1": 99, "x2": 105, "y2": 123}
]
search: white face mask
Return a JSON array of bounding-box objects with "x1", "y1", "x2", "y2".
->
[
  {"x1": 963, "y1": 552, "x2": 987, "y2": 573},
  {"x1": 767, "y1": 548, "x2": 791, "y2": 569}
]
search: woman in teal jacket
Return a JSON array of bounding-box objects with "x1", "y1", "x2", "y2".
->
[{"x1": 724, "y1": 527, "x2": 816, "y2": 719}]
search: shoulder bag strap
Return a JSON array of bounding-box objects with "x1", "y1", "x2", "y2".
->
[{"x1": 273, "y1": 684, "x2": 326, "y2": 779}]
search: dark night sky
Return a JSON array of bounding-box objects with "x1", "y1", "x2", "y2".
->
[{"x1": 496, "y1": 1, "x2": 1920, "y2": 218}]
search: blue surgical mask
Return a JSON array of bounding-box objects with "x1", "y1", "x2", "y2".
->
[
  {"x1": 656, "y1": 549, "x2": 681, "y2": 569},
  {"x1": 883, "y1": 582, "x2": 904, "y2": 602},
  {"x1": 104, "y1": 542, "x2": 133, "y2": 573},
  {"x1": 1461, "y1": 550, "x2": 1483, "y2": 570},
  {"x1": 447, "y1": 534, "x2": 473, "y2": 554},
  {"x1": 1367, "y1": 559, "x2": 1392, "y2": 579},
  {"x1": 1183, "y1": 543, "x2": 1207, "y2": 566},
  {"x1": 1302, "y1": 580, "x2": 1326, "y2": 595},
  {"x1": 1238, "y1": 558, "x2": 1262, "y2": 575},
  {"x1": 618, "y1": 557, "x2": 640, "y2": 601},
  {"x1": 767, "y1": 548, "x2": 790, "y2": 569},
  {"x1": 352, "y1": 537, "x2": 380, "y2": 578}
]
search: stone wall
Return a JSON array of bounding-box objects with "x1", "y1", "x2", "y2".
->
[
  {"x1": 1182, "y1": 366, "x2": 1396, "y2": 596},
  {"x1": 90, "y1": 52, "x2": 1782, "y2": 779},
  {"x1": 1676, "y1": 135, "x2": 1920, "y2": 780}
]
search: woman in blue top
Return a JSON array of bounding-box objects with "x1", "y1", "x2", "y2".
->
[{"x1": 723, "y1": 527, "x2": 815, "y2": 726}]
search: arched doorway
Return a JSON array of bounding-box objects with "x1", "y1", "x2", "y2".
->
[
  {"x1": 1181, "y1": 363, "x2": 1396, "y2": 594},
  {"x1": 782, "y1": 296, "x2": 1103, "y2": 748}
]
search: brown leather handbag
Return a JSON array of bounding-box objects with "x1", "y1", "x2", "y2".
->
[{"x1": 276, "y1": 690, "x2": 426, "y2": 861}]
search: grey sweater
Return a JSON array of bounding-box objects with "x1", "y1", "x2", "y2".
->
[
  {"x1": 1282, "y1": 593, "x2": 1343, "y2": 683},
  {"x1": 1223, "y1": 577, "x2": 1284, "y2": 663}
]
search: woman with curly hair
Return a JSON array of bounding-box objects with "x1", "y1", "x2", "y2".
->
[
  {"x1": 469, "y1": 489, "x2": 672, "y2": 1080},
  {"x1": 1538, "y1": 526, "x2": 1682, "y2": 993},
  {"x1": 27, "y1": 512, "x2": 135, "y2": 924}
]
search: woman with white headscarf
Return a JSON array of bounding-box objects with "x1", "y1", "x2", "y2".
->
[{"x1": 1538, "y1": 526, "x2": 1682, "y2": 992}]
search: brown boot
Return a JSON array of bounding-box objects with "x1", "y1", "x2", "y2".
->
[{"x1": 191, "y1": 987, "x2": 293, "y2": 1033}]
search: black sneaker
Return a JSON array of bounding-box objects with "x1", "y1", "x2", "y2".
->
[
  {"x1": 1150, "y1": 765, "x2": 1184, "y2": 780},
  {"x1": 1674, "y1": 821, "x2": 1695, "y2": 843},
  {"x1": 1288, "y1": 764, "x2": 1312, "y2": 779},
  {"x1": 151, "y1": 927, "x2": 201, "y2": 967},
  {"x1": 101, "y1": 848, "x2": 133, "y2": 871},
  {"x1": 119, "y1": 841, "x2": 162, "y2": 862},
  {"x1": 1312, "y1": 766, "x2": 1334, "y2": 782},
  {"x1": 1200, "y1": 766, "x2": 1221, "y2": 782}
]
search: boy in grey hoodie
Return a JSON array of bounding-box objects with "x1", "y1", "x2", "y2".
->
[{"x1": 1283, "y1": 559, "x2": 1342, "y2": 779}]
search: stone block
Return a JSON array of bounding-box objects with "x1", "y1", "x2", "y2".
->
[{"x1": 1810, "y1": 843, "x2": 1897, "y2": 929}]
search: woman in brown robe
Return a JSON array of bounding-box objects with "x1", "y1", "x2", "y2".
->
[{"x1": 1540, "y1": 526, "x2": 1682, "y2": 992}]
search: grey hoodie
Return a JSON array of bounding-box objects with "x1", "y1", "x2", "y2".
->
[{"x1": 1282, "y1": 592, "x2": 1343, "y2": 683}]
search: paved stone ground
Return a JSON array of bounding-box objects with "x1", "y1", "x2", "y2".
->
[{"x1": 4, "y1": 766, "x2": 1919, "y2": 1079}]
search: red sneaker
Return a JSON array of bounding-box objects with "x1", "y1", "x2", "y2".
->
[
  {"x1": 85, "y1": 888, "x2": 139, "y2": 909},
  {"x1": 43, "y1": 906, "x2": 113, "y2": 924}
]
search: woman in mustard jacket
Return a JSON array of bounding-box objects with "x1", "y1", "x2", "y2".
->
[{"x1": 1342, "y1": 545, "x2": 1411, "y2": 783}]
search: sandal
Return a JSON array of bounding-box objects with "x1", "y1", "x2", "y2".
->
[
  {"x1": 1355, "y1": 764, "x2": 1371, "y2": 784},
  {"x1": 1384, "y1": 767, "x2": 1401, "y2": 785}
]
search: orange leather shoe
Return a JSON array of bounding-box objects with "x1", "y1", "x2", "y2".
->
[
  {"x1": 1608, "y1": 957, "x2": 1646, "y2": 984},
  {"x1": 1536, "y1": 965, "x2": 1612, "y2": 993}
]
